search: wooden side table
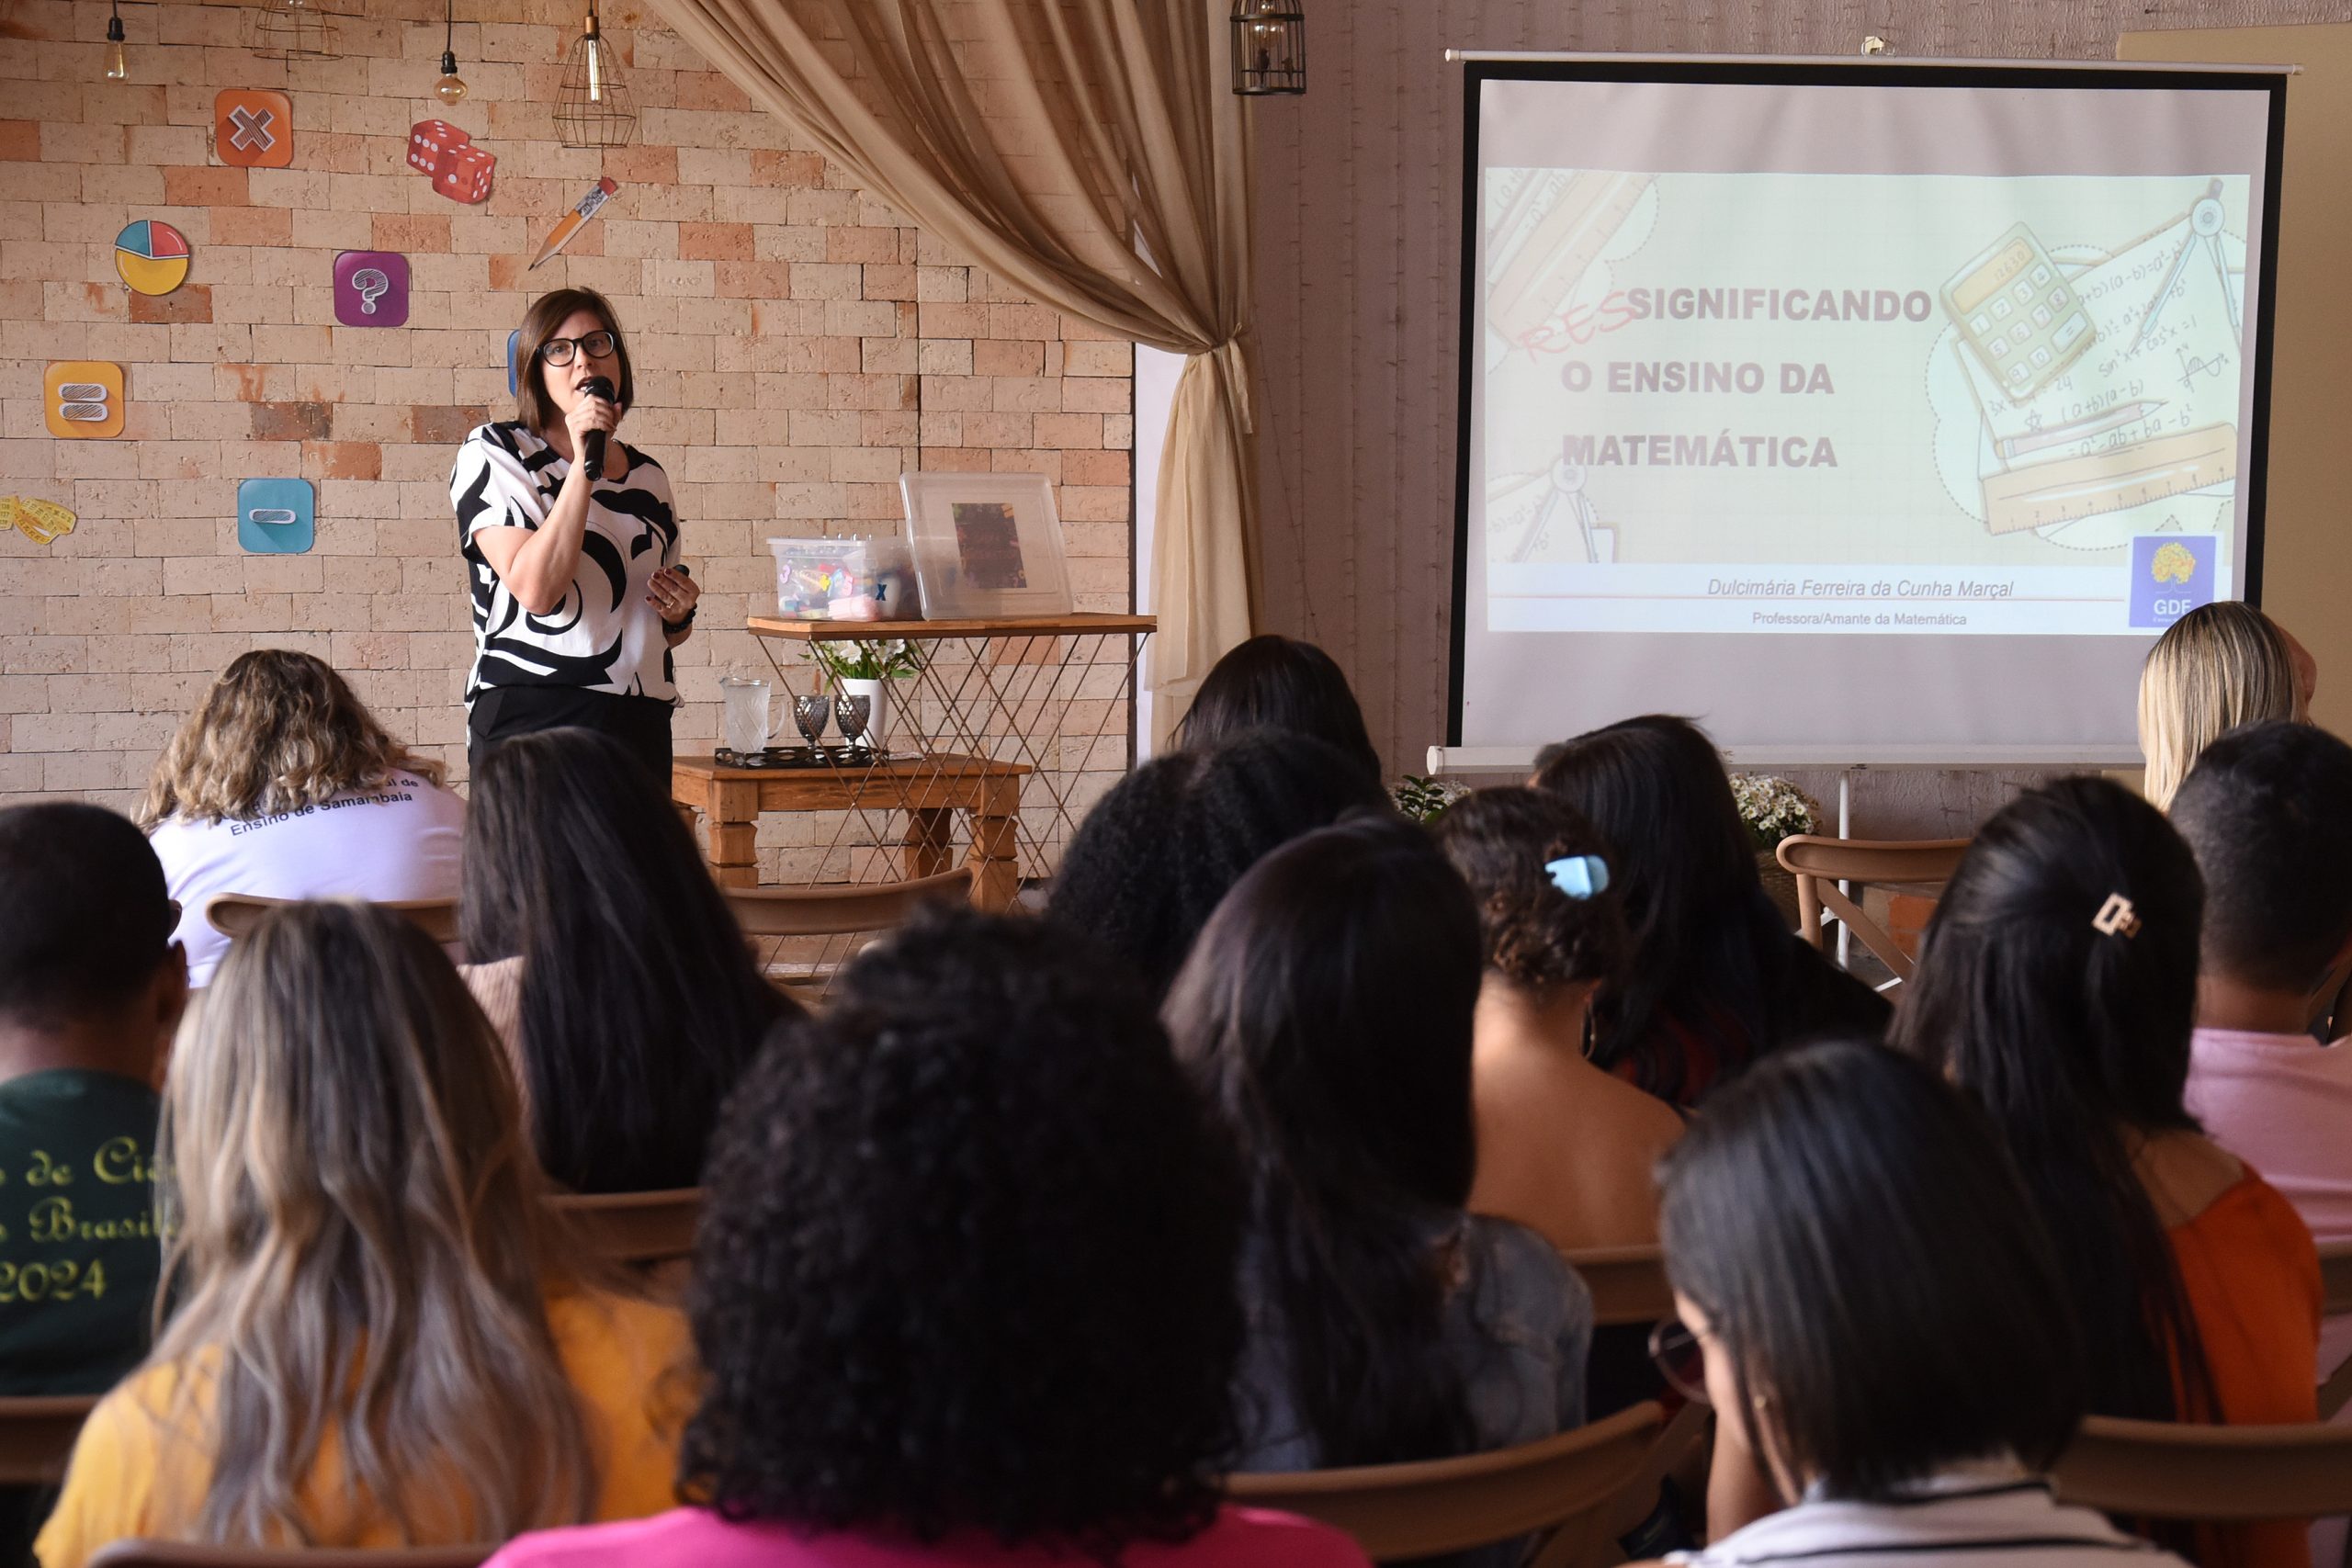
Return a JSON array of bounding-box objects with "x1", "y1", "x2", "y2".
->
[{"x1": 671, "y1": 753, "x2": 1030, "y2": 910}]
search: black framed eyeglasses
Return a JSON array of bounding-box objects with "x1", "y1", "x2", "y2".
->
[
  {"x1": 537, "y1": 329, "x2": 617, "y2": 367},
  {"x1": 1648, "y1": 1318, "x2": 1712, "y2": 1405}
]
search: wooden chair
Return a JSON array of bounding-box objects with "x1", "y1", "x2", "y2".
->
[
  {"x1": 2318, "y1": 1240, "x2": 2352, "y2": 1421},
  {"x1": 722, "y1": 866, "x2": 974, "y2": 937},
  {"x1": 1774, "y1": 835, "x2": 1972, "y2": 984},
  {"x1": 545, "y1": 1187, "x2": 701, "y2": 1266},
  {"x1": 1227, "y1": 1401, "x2": 1662, "y2": 1568},
  {"x1": 0, "y1": 1393, "x2": 97, "y2": 1485},
  {"x1": 204, "y1": 895, "x2": 460, "y2": 946},
  {"x1": 2052, "y1": 1416, "x2": 2352, "y2": 1519},
  {"x1": 1561, "y1": 1245, "x2": 1674, "y2": 1328},
  {"x1": 727, "y1": 867, "x2": 976, "y2": 1001},
  {"x1": 91, "y1": 1548, "x2": 490, "y2": 1567}
]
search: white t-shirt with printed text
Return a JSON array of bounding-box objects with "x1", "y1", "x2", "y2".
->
[{"x1": 150, "y1": 771, "x2": 467, "y2": 987}]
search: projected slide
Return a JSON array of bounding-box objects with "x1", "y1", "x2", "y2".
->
[
  {"x1": 1452, "y1": 67, "x2": 2281, "y2": 760},
  {"x1": 1485, "y1": 171, "x2": 2248, "y2": 635}
]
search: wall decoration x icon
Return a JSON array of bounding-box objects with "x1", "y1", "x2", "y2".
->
[
  {"x1": 214, "y1": 89, "x2": 294, "y2": 168},
  {"x1": 227, "y1": 106, "x2": 276, "y2": 151}
]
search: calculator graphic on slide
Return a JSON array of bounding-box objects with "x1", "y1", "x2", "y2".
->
[{"x1": 1940, "y1": 222, "x2": 2097, "y2": 400}]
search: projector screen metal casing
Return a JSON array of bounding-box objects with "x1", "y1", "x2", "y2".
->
[{"x1": 1446, "y1": 59, "x2": 2288, "y2": 765}]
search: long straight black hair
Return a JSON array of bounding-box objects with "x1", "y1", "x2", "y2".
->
[
  {"x1": 1891, "y1": 776, "x2": 2215, "y2": 1428},
  {"x1": 1660, "y1": 1041, "x2": 2083, "y2": 1500},
  {"x1": 1162, "y1": 813, "x2": 1482, "y2": 1467},
  {"x1": 462, "y1": 728, "x2": 796, "y2": 1193},
  {"x1": 1533, "y1": 715, "x2": 1882, "y2": 1101}
]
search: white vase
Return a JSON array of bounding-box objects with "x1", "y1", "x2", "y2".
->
[{"x1": 838, "y1": 676, "x2": 889, "y2": 750}]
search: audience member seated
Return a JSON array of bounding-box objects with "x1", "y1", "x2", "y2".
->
[
  {"x1": 2170, "y1": 721, "x2": 2352, "y2": 1561},
  {"x1": 1657, "y1": 1040, "x2": 2188, "y2": 1568},
  {"x1": 1178, "y1": 635, "x2": 1384, "y2": 787},
  {"x1": 37, "y1": 901, "x2": 688, "y2": 1567},
  {"x1": 461, "y1": 727, "x2": 798, "y2": 1194},
  {"x1": 1893, "y1": 777, "x2": 2318, "y2": 1568},
  {"x1": 1434, "y1": 786, "x2": 1681, "y2": 1252},
  {"x1": 1048, "y1": 731, "x2": 1387, "y2": 1002},
  {"x1": 2136, "y1": 601, "x2": 2314, "y2": 809},
  {"x1": 2173, "y1": 721, "x2": 2352, "y2": 1237},
  {"x1": 1532, "y1": 716, "x2": 1887, "y2": 1106},
  {"x1": 479, "y1": 906, "x2": 1372, "y2": 1568},
  {"x1": 0, "y1": 804, "x2": 181, "y2": 1400},
  {"x1": 1164, "y1": 815, "x2": 1590, "y2": 1510},
  {"x1": 139, "y1": 649, "x2": 464, "y2": 988}
]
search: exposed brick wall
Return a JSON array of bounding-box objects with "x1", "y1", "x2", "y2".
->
[{"x1": 0, "y1": 0, "x2": 1135, "y2": 834}]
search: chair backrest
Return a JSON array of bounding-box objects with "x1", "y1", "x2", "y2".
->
[
  {"x1": 205, "y1": 894, "x2": 460, "y2": 946},
  {"x1": 545, "y1": 1187, "x2": 702, "y2": 1265},
  {"x1": 1560, "y1": 1245, "x2": 1675, "y2": 1328},
  {"x1": 0, "y1": 1393, "x2": 97, "y2": 1485},
  {"x1": 2322, "y1": 1240, "x2": 2352, "y2": 1317},
  {"x1": 1774, "y1": 835, "x2": 1972, "y2": 984},
  {"x1": 2051, "y1": 1416, "x2": 2352, "y2": 1519},
  {"x1": 90, "y1": 1547, "x2": 491, "y2": 1568},
  {"x1": 723, "y1": 866, "x2": 974, "y2": 938},
  {"x1": 1226, "y1": 1401, "x2": 1663, "y2": 1567}
]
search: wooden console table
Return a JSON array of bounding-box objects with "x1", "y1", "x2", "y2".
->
[
  {"x1": 741, "y1": 613, "x2": 1154, "y2": 893},
  {"x1": 672, "y1": 752, "x2": 1030, "y2": 909}
]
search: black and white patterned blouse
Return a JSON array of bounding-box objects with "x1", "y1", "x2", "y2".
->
[{"x1": 450, "y1": 421, "x2": 682, "y2": 709}]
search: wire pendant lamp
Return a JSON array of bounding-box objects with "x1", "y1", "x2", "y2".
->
[
  {"x1": 556, "y1": 0, "x2": 636, "y2": 149},
  {"x1": 247, "y1": 0, "x2": 338, "y2": 60},
  {"x1": 1231, "y1": 0, "x2": 1304, "y2": 96}
]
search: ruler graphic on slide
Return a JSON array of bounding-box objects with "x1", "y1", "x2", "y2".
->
[
  {"x1": 1980, "y1": 423, "x2": 2236, "y2": 536},
  {"x1": 1487, "y1": 172, "x2": 1652, "y2": 346}
]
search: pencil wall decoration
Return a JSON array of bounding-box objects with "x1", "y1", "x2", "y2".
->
[{"x1": 531, "y1": 177, "x2": 619, "y2": 269}]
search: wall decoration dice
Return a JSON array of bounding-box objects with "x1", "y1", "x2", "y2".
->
[
  {"x1": 406, "y1": 119, "x2": 496, "y2": 204},
  {"x1": 216, "y1": 89, "x2": 293, "y2": 170}
]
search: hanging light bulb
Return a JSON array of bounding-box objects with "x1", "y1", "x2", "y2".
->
[
  {"x1": 556, "y1": 0, "x2": 636, "y2": 148},
  {"x1": 435, "y1": 0, "x2": 468, "y2": 103},
  {"x1": 104, "y1": 0, "x2": 128, "y2": 80}
]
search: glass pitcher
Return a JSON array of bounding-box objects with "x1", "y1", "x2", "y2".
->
[{"x1": 718, "y1": 673, "x2": 784, "y2": 756}]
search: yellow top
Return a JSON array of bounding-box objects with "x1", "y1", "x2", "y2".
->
[{"x1": 36, "y1": 1288, "x2": 691, "y2": 1567}]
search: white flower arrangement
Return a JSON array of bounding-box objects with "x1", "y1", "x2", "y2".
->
[{"x1": 1728, "y1": 773, "x2": 1822, "y2": 852}]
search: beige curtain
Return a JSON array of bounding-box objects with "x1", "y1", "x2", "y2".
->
[{"x1": 639, "y1": 0, "x2": 1258, "y2": 747}]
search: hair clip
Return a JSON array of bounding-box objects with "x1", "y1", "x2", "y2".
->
[
  {"x1": 1546, "y1": 854, "x2": 1610, "y2": 900},
  {"x1": 2092, "y1": 893, "x2": 2142, "y2": 939}
]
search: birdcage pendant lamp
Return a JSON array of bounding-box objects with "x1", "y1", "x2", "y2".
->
[
  {"x1": 247, "y1": 0, "x2": 338, "y2": 61},
  {"x1": 1231, "y1": 0, "x2": 1304, "y2": 96},
  {"x1": 556, "y1": 0, "x2": 637, "y2": 149}
]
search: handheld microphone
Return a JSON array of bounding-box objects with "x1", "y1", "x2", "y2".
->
[{"x1": 579, "y1": 375, "x2": 616, "y2": 481}]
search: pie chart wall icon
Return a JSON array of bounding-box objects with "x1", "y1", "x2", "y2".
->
[{"x1": 115, "y1": 220, "x2": 191, "y2": 297}]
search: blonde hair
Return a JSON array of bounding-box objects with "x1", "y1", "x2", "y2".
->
[
  {"x1": 150, "y1": 900, "x2": 598, "y2": 1546},
  {"x1": 2137, "y1": 602, "x2": 2305, "y2": 810},
  {"x1": 139, "y1": 650, "x2": 443, "y2": 829}
]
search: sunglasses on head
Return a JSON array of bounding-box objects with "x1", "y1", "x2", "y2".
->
[{"x1": 537, "y1": 330, "x2": 617, "y2": 367}]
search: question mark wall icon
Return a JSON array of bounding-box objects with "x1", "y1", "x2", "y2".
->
[{"x1": 333, "y1": 251, "x2": 409, "y2": 328}]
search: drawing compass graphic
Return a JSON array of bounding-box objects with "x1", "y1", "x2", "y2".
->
[
  {"x1": 2134, "y1": 179, "x2": 2240, "y2": 349},
  {"x1": 1510, "y1": 459, "x2": 1603, "y2": 563}
]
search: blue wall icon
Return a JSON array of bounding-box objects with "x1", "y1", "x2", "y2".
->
[{"x1": 238, "y1": 477, "x2": 315, "y2": 554}]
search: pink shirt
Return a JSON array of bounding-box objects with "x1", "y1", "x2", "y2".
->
[
  {"x1": 481, "y1": 1506, "x2": 1373, "y2": 1568},
  {"x1": 2185, "y1": 1026, "x2": 2352, "y2": 1244}
]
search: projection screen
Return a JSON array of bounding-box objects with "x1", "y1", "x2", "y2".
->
[{"x1": 1449, "y1": 59, "x2": 2287, "y2": 763}]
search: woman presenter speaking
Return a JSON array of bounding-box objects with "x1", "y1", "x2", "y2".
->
[{"x1": 450, "y1": 288, "x2": 698, "y2": 784}]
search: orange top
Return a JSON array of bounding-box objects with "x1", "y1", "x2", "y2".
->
[{"x1": 2168, "y1": 1168, "x2": 2321, "y2": 1568}]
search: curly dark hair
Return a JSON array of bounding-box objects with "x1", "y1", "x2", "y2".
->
[
  {"x1": 1046, "y1": 729, "x2": 1391, "y2": 1001},
  {"x1": 1434, "y1": 786, "x2": 1626, "y2": 994},
  {"x1": 678, "y1": 905, "x2": 1246, "y2": 1552}
]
